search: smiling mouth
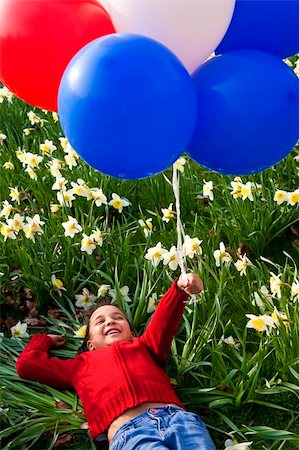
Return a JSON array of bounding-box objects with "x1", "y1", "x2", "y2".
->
[{"x1": 106, "y1": 329, "x2": 121, "y2": 336}]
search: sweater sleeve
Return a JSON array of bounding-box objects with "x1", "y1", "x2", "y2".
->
[
  {"x1": 140, "y1": 279, "x2": 189, "y2": 366},
  {"x1": 16, "y1": 334, "x2": 80, "y2": 390}
]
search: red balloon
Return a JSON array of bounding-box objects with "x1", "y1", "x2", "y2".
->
[{"x1": 0, "y1": 0, "x2": 115, "y2": 111}]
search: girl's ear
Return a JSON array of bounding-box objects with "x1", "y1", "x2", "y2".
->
[{"x1": 87, "y1": 340, "x2": 95, "y2": 351}]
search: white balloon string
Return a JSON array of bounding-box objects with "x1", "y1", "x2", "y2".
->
[
  {"x1": 173, "y1": 163, "x2": 198, "y2": 304},
  {"x1": 172, "y1": 163, "x2": 187, "y2": 279}
]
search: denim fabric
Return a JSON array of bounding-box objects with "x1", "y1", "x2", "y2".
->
[{"x1": 109, "y1": 406, "x2": 216, "y2": 450}]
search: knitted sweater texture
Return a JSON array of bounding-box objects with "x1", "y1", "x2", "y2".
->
[{"x1": 16, "y1": 280, "x2": 189, "y2": 442}]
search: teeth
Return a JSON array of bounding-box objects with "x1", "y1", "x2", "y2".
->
[{"x1": 107, "y1": 330, "x2": 119, "y2": 335}]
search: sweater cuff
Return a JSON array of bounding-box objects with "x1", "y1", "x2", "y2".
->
[
  {"x1": 27, "y1": 334, "x2": 55, "y2": 351},
  {"x1": 173, "y1": 278, "x2": 190, "y2": 300}
]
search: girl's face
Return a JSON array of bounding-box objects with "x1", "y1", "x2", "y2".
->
[{"x1": 87, "y1": 305, "x2": 134, "y2": 350}]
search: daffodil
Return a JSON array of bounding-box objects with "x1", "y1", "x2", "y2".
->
[
  {"x1": 89, "y1": 188, "x2": 107, "y2": 206},
  {"x1": 173, "y1": 157, "x2": 186, "y2": 173},
  {"x1": 75, "y1": 288, "x2": 96, "y2": 311},
  {"x1": 252, "y1": 286, "x2": 273, "y2": 310},
  {"x1": 7, "y1": 213, "x2": 25, "y2": 232},
  {"x1": 283, "y1": 58, "x2": 293, "y2": 68},
  {"x1": 40, "y1": 139, "x2": 57, "y2": 155},
  {"x1": 0, "y1": 223, "x2": 17, "y2": 241},
  {"x1": 62, "y1": 216, "x2": 82, "y2": 238},
  {"x1": 269, "y1": 272, "x2": 283, "y2": 298},
  {"x1": 16, "y1": 148, "x2": 28, "y2": 166},
  {"x1": 246, "y1": 313, "x2": 276, "y2": 334},
  {"x1": 240, "y1": 181, "x2": 253, "y2": 201},
  {"x1": 25, "y1": 166, "x2": 37, "y2": 180},
  {"x1": 97, "y1": 284, "x2": 111, "y2": 297},
  {"x1": 109, "y1": 286, "x2": 131, "y2": 303},
  {"x1": 24, "y1": 152, "x2": 43, "y2": 168},
  {"x1": 81, "y1": 234, "x2": 96, "y2": 255},
  {"x1": 57, "y1": 189, "x2": 75, "y2": 207},
  {"x1": 230, "y1": 177, "x2": 243, "y2": 199},
  {"x1": 64, "y1": 153, "x2": 78, "y2": 169},
  {"x1": 161, "y1": 203, "x2": 176, "y2": 223},
  {"x1": 50, "y1": 204, "x2": 61, "y2": 213},
  {"x1": 222, "y1": 336, "x2": 240, "y2": 349},
  {"x1": 9, "y1": 187, "x2": 21, "y2": 205},
  {"x1": 64, "y1": 143, "x2": 78, "y2": 158},
  {"x1": 291, "y1": 279, "x2": 299, "y2": 302},
  {"x1": 0, "y1": 90, "x2": 7, "y2": 103},
  {"x1": 71, "y1": 179, "x2": 89, "y2": 198},
  {"x1": 51, "y1": 275, "x2": 67, "y2": 297},
  {"x1": 274, "y1": 189, "x2": 289, "y2": 205},
  {"x1": 147, "y1": 293, "x2": 159, "y2": 313},
  {"x1": 39, "y1": 119, "x2": 48, "y2": 127},
  {"x1": 145, "y1": 242, "x2": 167, "y2": 267},
  {"x1": 109, "y1": 193, "x2": 130, "y2": 213},
  {"x1": 23, "y1": 215, "x2": 44, "y2": 242},
  {"x1": 10, "y1": 321, "x2": 29, "y2": 339},
  {"x1": 48, "y1": 159, "x2": 63, "y2": 178},
  {"x1": 3, "y1": 161, "x2": 14, "y2": 170},
  {"x1": 59, "y1": 137, "x2": 68, "y2": 149},
  {"x1": 203, "y1": 180, "x2": 214, "y2": 201},
  {"x1": 0, "y1": 201, "x2": 13, "y2": 219},
  {"x1": 234, "y1": 254, "x2": 253, "y2": 276},
  {"x1": 74, "y1": 325, "x2": 87, "y2": 338},
  {"x1": 0, "y1": 133, "x2": 7, "y2": 142},
  {"x1": 52, "y1": 112, "x2": 59, "y2": 123},
  {"x1": 27, "y1": 214, "x2": 44, "y2": 233},
  {"x1": 213, "y1": 242, "x2": 232, "y2": 267},
  {"x1": 0, "y1": 86, "x2": 13, "y2": 103},
  {"x1": 27, "y1": 111, "x2": 40, "y2": 125},
  {"x1": 23, "y1": 128, "x2": 34, "y2": 136},
  {"x1": 91, "y1": 228, "x2": 104, "y2": 246},
  {"x1": 183, "y1": 235, "x2": 203, "y2": 259},
  {"x1": 138, "y1": 218, "x2": 153, "y2": 238},
  {"x1": 288, "y1": 189, "x2": 299, "y2": 206},
  {"x1": 271, "y1": 308, "x2": 290, "y2": 327},
  {"x1": 224, "y1": 438, "x2": 253, "y2": 450},
  {"x1": 52, "y1": 176, "x2": 67, "y2": 191},
  {"x1": 162, "y1": 246, "x2": 179, "y2": 271},
  {"x1": 23, "y1": 225, "x2": 36, "y2": 242}
]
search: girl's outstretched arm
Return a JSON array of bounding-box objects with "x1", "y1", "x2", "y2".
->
[
  {"x1": 140, "y1": 274, "x2": 203, "y2": 366},
  {"x1": 16, "y1": 334, "x2": 80, "y2": 390}
]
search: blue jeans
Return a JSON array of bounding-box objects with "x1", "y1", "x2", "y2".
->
[{"x1": 109, "y1": 406, "x2": 216, "y2": 450}]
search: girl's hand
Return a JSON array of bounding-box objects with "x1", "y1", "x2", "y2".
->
[
  {"x1": 47, "y1": 334, "x2": 65, "y2": 348},
  {"x1": 177, "y1": 273, "x2": 203, "y2": 295}
]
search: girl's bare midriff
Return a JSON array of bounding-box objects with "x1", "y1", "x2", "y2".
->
[{"x1": 107, "y1": 402, "x2": 179, "y2": 442}]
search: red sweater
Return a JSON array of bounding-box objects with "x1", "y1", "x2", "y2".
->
[{"x1": 16, "y1": 280, "x2": 189, "y2": 442}]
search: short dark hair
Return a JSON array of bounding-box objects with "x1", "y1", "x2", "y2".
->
[{"x1": 77, "y1": 301, "x2": 135, "y2": 355}]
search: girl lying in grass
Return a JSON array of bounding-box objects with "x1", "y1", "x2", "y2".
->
[{"x1": 16, "y1": 273, "x2": 215, "y2": 449}]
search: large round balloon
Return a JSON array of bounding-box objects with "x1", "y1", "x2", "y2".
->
[
  {"x1": 106, "y1": 0, "x2": 236, "y2": 72},
  {"x1": 188, "y1": 50, "x2": 299, "y2": 175},
  {"x1": 58, "y1": 33, "x2": 197, "y2": 180},
  {"x1": 216, "y1": 0, "x2": 299, "y2": 59},
  {"x1": 0, "y1": 0, "x2": 115, "y2": 111}
]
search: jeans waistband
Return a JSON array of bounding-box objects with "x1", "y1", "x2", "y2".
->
[
  {"x1": 113, "y1": 405, "x2": 183, "y2": 435},
  {"x1": 121, "y1": 405, "x2": 182, "y2": 433}
]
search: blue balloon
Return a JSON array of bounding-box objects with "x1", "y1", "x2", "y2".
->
[
  {"x1": 58, "y1": 33, "x2": 197, "y2": 180},
  {"x1": 216, "y1": 0, "x2": 299, "y2": 59},
  {"x1": 188, "y1": 50, "x2": 299, "y2": 175}
]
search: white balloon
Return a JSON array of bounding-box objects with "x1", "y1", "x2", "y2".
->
[
  {"x1": 106, "y1": 0, "x2": 236, "y2": 72},
  {"x1": 97, "y1": 0, "x2": 110, "y2": 13}
]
